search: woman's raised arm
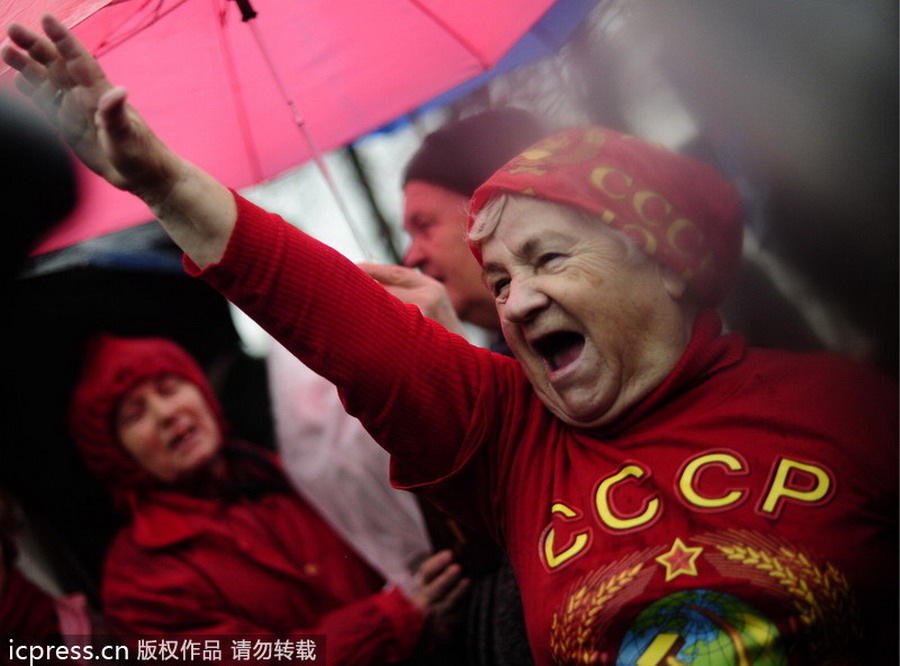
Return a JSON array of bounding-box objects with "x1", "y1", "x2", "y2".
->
[{"x1": 3, "y1": 13, "x2": 234, "y2": 268}]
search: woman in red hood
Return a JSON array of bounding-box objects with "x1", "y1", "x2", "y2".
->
[{"x1": 68, "y1": 334, "x2": 467, "y2": 665}]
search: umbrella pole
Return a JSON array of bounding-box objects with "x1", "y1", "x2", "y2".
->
[{"x1": 232, "y1": 0, "x2": 375, "y2": 261}]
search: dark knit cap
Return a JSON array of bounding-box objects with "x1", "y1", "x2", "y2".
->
[{"x1": 403, "y1": 107, "x2": 548, "y2": 197}]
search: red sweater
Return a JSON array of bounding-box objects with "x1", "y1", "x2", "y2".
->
[{"x1": 190, "y1": 193, "x2": 898, "y2": 665}]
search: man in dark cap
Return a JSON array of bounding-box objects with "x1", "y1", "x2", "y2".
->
[{"x1": 399, "y1": 108, "x2": 548, "y2": 340}]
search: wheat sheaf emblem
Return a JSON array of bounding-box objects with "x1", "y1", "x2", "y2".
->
[
  {"x1": 698, "y1": 530, "x2": 862, "y2": 661},
  {"x1": 549, "y1": 551, "x2": 658, "y2": 665}
]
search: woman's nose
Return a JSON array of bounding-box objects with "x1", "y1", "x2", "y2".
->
[
  {"x1": 146, "y1": 393, "x2": 177, "y2": 425},
  {"x1": 503, "y1": 278, "x2": 550, "y2": 324}
]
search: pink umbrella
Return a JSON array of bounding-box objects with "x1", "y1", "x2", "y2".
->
[{"x1": 1, "y1": 0, "x2": 564, "y2": 254}]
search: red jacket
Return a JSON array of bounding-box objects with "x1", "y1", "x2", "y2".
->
[{"x1": 102, "y1": 467, "x2": 425, "y2": 665}]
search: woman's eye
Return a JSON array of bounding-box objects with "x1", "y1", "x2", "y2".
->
[
  {"x1": 118, "y1": 402, "x2": 144, "y2": 426},
  {"x1": 491, "y1": 278, "x2": 510, "y2": 298},
  {"x1": 156, "y1": 375, "x2": 180, "y2": 395},
  {"x1": 537, "y1": 252, "x2": 564, "y2": 268}
]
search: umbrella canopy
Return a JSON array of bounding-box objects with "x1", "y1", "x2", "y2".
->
[{"x1": 1, "y1": 0, "x2": 593, "y2": 255}]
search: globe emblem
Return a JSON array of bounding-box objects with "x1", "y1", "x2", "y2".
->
[{"x1": 616, "y1": 589, "x2": 788, "y2": 665}]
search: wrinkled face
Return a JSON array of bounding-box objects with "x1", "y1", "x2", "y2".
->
[
  {"x1": 476, "y1": 197, "x2": 692, "y2": 428},
  {"x1": 402, "y1": 181, "x2": 499, "y2": 329},
  {"x1": 115, "y1": 374, "x2": 223, "y2": 483}
]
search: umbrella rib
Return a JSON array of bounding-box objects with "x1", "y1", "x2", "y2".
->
[
  {"x1": 214, "y1": 0, "x2": 264, "y2": 183},
  {"x1": 94, "y1": 0, "x2": 190, "y2": 58},
  {"x1": 238, "y1": 10, "x2": 374, "y2": 260},
  {"x1": 406, "y1": 0, "x2": 491, "y2": 70}
]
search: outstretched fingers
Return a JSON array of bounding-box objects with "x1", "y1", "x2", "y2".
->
[
  {"x1": 3, "y1": 30, "x2": 43, "y2": 81},
  {"x1": 41, "y1": 13, "x2": 110, "y2": 92},
  {"x1": 5, "y1": 19, "x2": 79, "y2": 126},
  {"x1": 4, "y1": 26, "x2": 52, "y2": 104},
  {"x1": 1, "y1": 44, "x2": 37, "y2": 95},
  {"x1": 5, "y1": 15, "x2": 113, "y2": 101},
  {"x1": 4, "y1": 14, "x2": 139, "y2": 187},
  {"x1": 6, "y1": 21, "x2": 56, "y2": 68}
]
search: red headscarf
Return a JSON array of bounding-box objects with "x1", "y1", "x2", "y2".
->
[
  {"x1": 68, "y1": 334, "x2": 224, "y2": 502},
  {"x1": 468, "y1": 126, "x2": 743, "y2": 305}
]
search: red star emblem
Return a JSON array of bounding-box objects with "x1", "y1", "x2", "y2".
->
[{"x1": 655, "y1": 537, "x2": 703, "y2": 582}]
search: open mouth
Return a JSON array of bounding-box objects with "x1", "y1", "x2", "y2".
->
[
  {"x1": 532, "y1": 331, "x2": 585, "y2": 372},
  {"x1": 168, "y1": 424, "x2": 197, "y2": 451}
]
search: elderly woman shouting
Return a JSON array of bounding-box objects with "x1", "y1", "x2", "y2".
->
[{"x1": 5, "y1": 16, "x2": 896, "y2": 665}]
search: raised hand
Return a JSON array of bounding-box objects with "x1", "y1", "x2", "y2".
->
[
  {"x1": 3, "y1": 14, "x2": 235, "y2": 268},
  {"x1": 2, "y1": 14, "x2": 182, "y2": 204}
]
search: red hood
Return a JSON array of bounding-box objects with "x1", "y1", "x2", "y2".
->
[{"x1": 68, "y1": 334, "x2": 224, "y2": 505}]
